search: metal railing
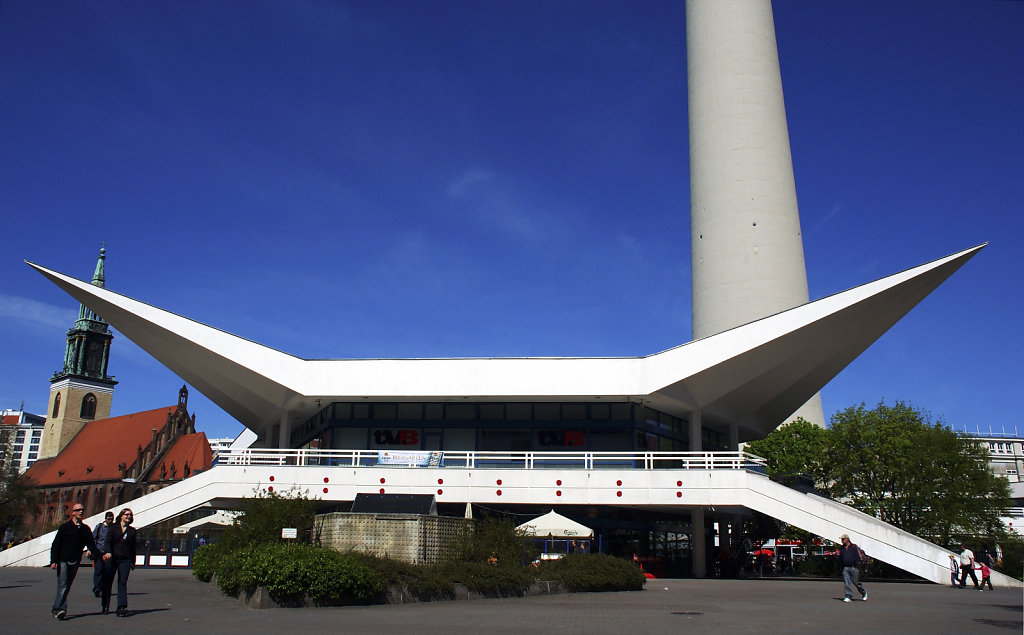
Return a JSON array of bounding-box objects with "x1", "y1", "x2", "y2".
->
[{"x1": 214, "y1": 448, "x2": 767, "y2": 471}]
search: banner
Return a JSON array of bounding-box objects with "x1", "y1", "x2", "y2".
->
[{"x1": 377, "y1": 450, "x2": 443, "y2": 467}]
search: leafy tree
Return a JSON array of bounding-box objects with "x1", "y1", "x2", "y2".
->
[
  {"x1": 823, "y1": 401, "x2": 1011, "y2": 545},
  {"x1": 0, "y1": 426, "x2": 38, "y2": 539},
  {"x1": 745, "y1": 417, "x2": 827, "y2": 480}
]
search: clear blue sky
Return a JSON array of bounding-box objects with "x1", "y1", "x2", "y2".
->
[{"x1": 2, "y1": 1, "x2": 1021, "y2": 440}]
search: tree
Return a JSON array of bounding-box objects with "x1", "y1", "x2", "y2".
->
[
  {"x1": 0, "y1": 426, "x2": 39, "y2": 539},
  {"x1": 745, "y1": 417, "x2": 827, "y2": 480},
  {"x1": 745, "y1": 402, "x2": 1012, "y2": 550},
  {"x1": 822, "y1": 401, "x2": 1011, "y2": 546}
]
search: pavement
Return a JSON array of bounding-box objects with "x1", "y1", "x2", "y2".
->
[{"x1": 1, "y1": 566, "x2": 1020, "y2": 634}]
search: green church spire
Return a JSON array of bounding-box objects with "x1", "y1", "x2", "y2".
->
[{"x1": 53, "y1": 246, "x2": 116, "y2": 385}]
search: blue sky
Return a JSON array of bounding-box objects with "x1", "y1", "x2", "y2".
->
[{"x1": 2, "y1": 1, "x2": 1021, "y2": 440}]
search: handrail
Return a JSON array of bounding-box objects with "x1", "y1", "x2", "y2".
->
[{"x1": 214, "y1": 448, "x2": 767, "y2": 471}]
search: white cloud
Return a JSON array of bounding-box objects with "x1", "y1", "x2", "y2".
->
[
  {"x1": 447, "y1": 168, "x2": 495, "y2": 198},
  {"x1": 0, "y1": 293, "x2": 77, "y2": 332}
]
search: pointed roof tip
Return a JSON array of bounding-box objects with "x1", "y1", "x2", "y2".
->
[{"x1": 92, "y1": 243, "x2": 106, "y2": 287}]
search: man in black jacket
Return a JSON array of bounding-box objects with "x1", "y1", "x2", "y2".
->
[{"x1": 49, "y1": 503, "x2": 109, "y2": 620}]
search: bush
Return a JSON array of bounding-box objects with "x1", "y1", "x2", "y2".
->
[
  {"x1": 195, "y1": 542, "x2": 385, "y2": 605},
  {"x1": 220, "y1": 488, "x2": 315, "y2": 551},
  {"x1": 446, "y1": 516, "x2": 536, "y2": 566},
  {"x1": 537, "y1": 554, "x2": 646, "y2": 592}
]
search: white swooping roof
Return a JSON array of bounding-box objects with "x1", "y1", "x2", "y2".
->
[{"x1": 27, "y1": 244, "x2": 983, "y2": 442}]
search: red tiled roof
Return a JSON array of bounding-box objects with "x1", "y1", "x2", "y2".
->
[
  {"x1": 154, "y1": 432, "x2": 213, "y2": 479},
  {"x1": 24, "y1": 406, "x2": 177, "y2": 486}
]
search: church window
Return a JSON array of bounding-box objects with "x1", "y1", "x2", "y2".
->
[
  {"x1": 52, "y1": 393, "x2": 61, "y2": 418},
  {"x1": 80, "y1": 393, "x2": 97, "y2": 419}
]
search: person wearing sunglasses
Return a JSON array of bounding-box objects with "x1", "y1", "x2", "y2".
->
[
  {"x1": 49, "y1": 503, "x2": 110, "y2": 620},
  {"x1": 101, "y1": 508, "x2": 138, "y2": 617}
]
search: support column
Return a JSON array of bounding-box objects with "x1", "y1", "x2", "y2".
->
[
  {"x1": 729, "y1": 422, "x2": 739, "y2": 451},
  {"x1": 277, "y1": 411, "x2": 291, "y2": 449},
  {"x1": 689, "y1": 409, "x2": 702, "y2": 452},
  {"x1": 692, "y1": 507, "x2": 706, "y2": 578}
]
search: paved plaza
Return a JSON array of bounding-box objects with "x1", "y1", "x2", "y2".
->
[{"x1": 1, "y1": 566, "x2": 1020, "y2": 634}]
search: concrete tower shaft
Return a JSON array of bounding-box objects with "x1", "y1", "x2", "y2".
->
[{"x1": 686, "y1": 0, "x2": 822, "y2": 425}]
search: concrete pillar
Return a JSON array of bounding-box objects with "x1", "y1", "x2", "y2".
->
[
  {"x1": 277, "y1": 411, "x2": 291, "y2": 449},
  {"x1": 729, "y1": 422, "x2": 740, "y2": 451},
  {"x1": 692, "y1": 507, "x2": 706, "y2": 578},
  {"x1": 686, "y1": 0, "x2": 823, "y2": 426},
  {"x1": 689, "y1": 409, "x2": 702, "y2": 452}
]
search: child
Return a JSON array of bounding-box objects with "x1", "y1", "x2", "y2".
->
[
  {"x1": 979, "y1": 563, "x2": 992, "y2": 591},
  {"x1": 948, "y1": 554, "x2": 959, "y2": 587}
]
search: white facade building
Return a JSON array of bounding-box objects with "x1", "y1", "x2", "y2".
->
[{"x1": 1, "y1": 409, "x2": 46, "y2": 473}]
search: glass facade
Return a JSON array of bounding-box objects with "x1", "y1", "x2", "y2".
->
[{"x1": 290, "y1": 401, "x2": 728, "y2": 452}]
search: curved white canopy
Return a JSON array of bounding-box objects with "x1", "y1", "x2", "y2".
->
[{"x1": 27, "y1": 244, "x2": 983, "y2": 443}]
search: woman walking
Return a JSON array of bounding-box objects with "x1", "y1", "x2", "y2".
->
[{"x1": 101, "y1": 508, "x2": 137, "y2": 616}]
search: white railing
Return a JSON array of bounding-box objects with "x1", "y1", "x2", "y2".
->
[{"x1": 214, "y1": 448, "x2": 767, "y2": 471}]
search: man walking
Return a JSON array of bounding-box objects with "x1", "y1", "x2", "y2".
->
[
  {"x1": 91, "y1": 511, "x2": 115, "y2": 597},
  {"x1": 49, "y1": 503, "x2": 108, "y2": 620},
  {"x1": 957, "y1": 544, "x2": 979, "y2": 589},
  {"x1": 838, "y1": 534, "x2": 867, "y2": 603}
]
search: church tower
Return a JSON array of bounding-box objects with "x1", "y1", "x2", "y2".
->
[{"x1": 39, "y1": 246, "x2": 117, "y2": 459}]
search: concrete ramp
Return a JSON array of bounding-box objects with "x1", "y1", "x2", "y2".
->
[{"x1": 4, "y1": 462, "x2": 1019, "y2": 588}]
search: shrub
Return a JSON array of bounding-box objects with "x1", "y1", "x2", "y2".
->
[
  {"x1": 194, "y1": 542, "x2": 385, "y2": 604},
  {"x1": 447, "y1": 516, "x2": 536, "y2": 566},
  {"x1": 537, "y1": 554, "x2": 645, "y2": 592},
  {"x1": 220, "y1": 488, "x2": 315, "y2": 551}
]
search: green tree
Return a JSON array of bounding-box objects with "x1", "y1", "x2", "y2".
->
[
  {"x1": 823, "y1": 401, "x2": 1011, "y2": 545},
  {"x1": 0, "y1": 426, "x2": 38, "y2": 538},
  {"x1": 745, "y1": 417, "x2": 827, "y2": 480}
]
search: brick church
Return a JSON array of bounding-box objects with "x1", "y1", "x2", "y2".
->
[{"x1": 22, "y1": 247, "x2": 212, "y2": 534}]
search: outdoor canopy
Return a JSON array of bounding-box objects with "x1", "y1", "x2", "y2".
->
[{"x1": 516, "y1": 510, "x2": 593, "y2": 538}]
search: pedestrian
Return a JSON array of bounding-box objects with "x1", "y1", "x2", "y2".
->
[
  {"x1": 957, "y1": 544, "x2": 979, "y2": 589},
  {"x1": 102, "y1": 508, "x2": 138, "y2": 617},
  {"x1": 947, "y1": 554, "x2": 959, "y2": 587},
  {"x1": 838, "y1": 534, "x2": 867, "y2": 602},
  {"x1": 979, "y1": 561, "x2": 993, "y2": 591},
  {"x1": 91, "y1": 511, "x2": 115, "y2": 598},
  {"x1": 50, "y1": 502, "x2": 109, "y2": 620}
]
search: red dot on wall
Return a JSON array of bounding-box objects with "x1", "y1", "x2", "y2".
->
[
  {"x1": 323, "y1": 488, "x2": 329, "y2": 494},
  {"x1": 556, "y1": 480, "x2": 562, "y2": 486},
  {"x1": 269, "y1": 476, "x2": 275, "y2": 482},
  {"x1": 268, "y1": 486, "x2": 274, "y2": 492},
  {"x1": 676, "y1": 481, "x2": 682, "y2": 487},
  {"x1": 676, "y1": 492, "x2": 682, "y2": 498},
  {"x1": 496, "y1": 490, "x2": 502, "y2": 496},
  {"x1": 380, "y1": 478, "x2": 386, "y2": 484},
  {"x1": 616, "y1": 491, "x2": 622, "y2": 497},
  {"x1": 496, "y1": 479, "x2": 502, "y2": 486},
  {"x1": 438, "y1": 479, "x2": 444, "y2": 485},
  {"x1": 616, "y1": 480, "x2": 622, "y2": 487},
  {"x1": 324, "y1": 477, "x2": 329, "y2": 483},
  {"x1": 437, "y1": 489, "x2": 443, "y2": 495},
  {"x1": 379, "y1": 488, "x2": 385, "y2": 494},
  {"x1": 556, "y1": 491, "x2": 562, "y2": 496}
]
